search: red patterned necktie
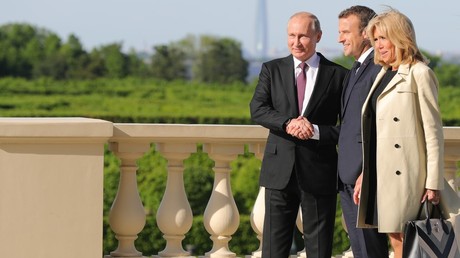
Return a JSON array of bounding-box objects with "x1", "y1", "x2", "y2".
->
[{"x1": 297, "y1": 62, "x2": 307, "y2": 114}]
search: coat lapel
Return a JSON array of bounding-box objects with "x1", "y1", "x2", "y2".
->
[
  {"x1": 341, "y1": 52, "x2": 374, "y2": 117},
  {"x1": 341, "y1": 72, "x2": 351, "y2": 116},
  {"x1": 280, "y1": 56, "x2": 300, "y2": 116},
  {"x1": 367, "y1": 64, "x2": 405, "y2": 103},
  {"x1": 380, "y1": 64, "x2": 409, "y2": 97},
  {"x1": 304, "y1": 54, "x2": 333, "y2": 117}
]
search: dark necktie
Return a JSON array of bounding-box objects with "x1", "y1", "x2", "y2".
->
[
  {"x1": 348, "y1": 61, "x2": 361, "y2": 83},
  {"x1": 297, "y1": 62, "x2": 307, "y2": 114},
  {"x1": 352, "y1": 61, "x2": 361, "y2": 72},
  {"x1": 350, "y1": 61, "x2": 361, "y2": 78}
]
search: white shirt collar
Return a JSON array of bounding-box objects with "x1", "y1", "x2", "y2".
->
[
  {"x1": 293, "y1": 53, "x2": 320, "y2": 69},
  {"x1": 357, "y1": 47, "x2": 374, "y2": 64}
]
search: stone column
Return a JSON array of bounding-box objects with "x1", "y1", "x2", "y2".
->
[
  {"x1": 202, "y1": 143, "x2": 242, "y2": 258},
  {"x1": 444, "y1": 157, "x2": 459, "y2": 192},
  {"x1": 246, "y1": 143, "x2": 266, "y2": 258},
  {"x1": 443, "y1": 127, "x2": 460, "y2": 192},
  {"x1": 106, "y1": 141, "x2": 151, "y2": 258},
  {"x1": 294, "y1": 209, "x2": 306, "y2": 258},
  {"x1": 154, "y1": 143, "x2": 195, "y2": 258}
]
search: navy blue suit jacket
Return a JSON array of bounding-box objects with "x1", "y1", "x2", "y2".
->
[{"x1": 337, "y1": 51, "x2": 381, "y2": 185}]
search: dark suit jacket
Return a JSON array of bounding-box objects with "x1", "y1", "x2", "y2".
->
[
  {"x1": 337, "y1": 51, "x2": 381, "y2": 185},
  {"x1": 250, "y1": 53, "x2": 348, "y2": 195}
]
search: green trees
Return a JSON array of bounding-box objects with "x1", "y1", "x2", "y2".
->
[
  {"x1": 0, "y1": 23, "x2": 249, "y2": 83},
  {"x1": 0, "y1": 23, "x2": 42, "y2": 78},
  {"x1": 194, "y1": 36, "x2": 248, "y2": 83},
  {"x1": 0, "y1": 23, "x2": 96, "y2": 79},
  {"x1": 97, "y1": 43, "x2": 129, "y2": 78},
  {"x1": 436, "y1": 62, "x2": 460, "y2": 88},
  {"x1": 150, "y1": 34, "x2": 249, "y2": 83},
  {"x1": 35, "y1": 34, "x2": 67, "y2": 79},
  {"x1": 151, "y1": 45, "x2": 188, "y2": 81}
]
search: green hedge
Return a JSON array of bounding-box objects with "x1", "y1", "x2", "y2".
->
[{"x1": 1, "y1": 77, "x2": 458, "y2": 125}]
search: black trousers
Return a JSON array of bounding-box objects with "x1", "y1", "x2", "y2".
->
[
  {"x1": 262, "y1": 172, "x2": 336, "y2": 258},
  {"x1": 340, "y1": 183, "x2": 388, "y2": 258}
]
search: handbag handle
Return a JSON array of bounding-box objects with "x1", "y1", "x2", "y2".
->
[{"x1": 416, "y1": 200, "x2": 449, "y2": 235}]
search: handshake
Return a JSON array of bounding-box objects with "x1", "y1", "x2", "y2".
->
[{"x1": 285, "y1": 116, "x2": 315, "y2": 140}]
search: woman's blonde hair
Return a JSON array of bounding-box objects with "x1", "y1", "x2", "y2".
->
[{"x1": 367, "y1": 8, "x2": 426, "y2": 68}]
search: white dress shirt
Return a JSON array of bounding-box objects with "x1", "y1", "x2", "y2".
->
[{"x1": 293, "y1": 53, "x2": 320, "y2": 140}]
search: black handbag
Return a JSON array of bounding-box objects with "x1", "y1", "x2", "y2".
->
[{"x1": 403, "y1": 201, "x2": 460, "y2": 258}]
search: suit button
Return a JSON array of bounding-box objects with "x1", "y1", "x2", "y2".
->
[
  {"x1": 395, "y1": 144, "x2": 400, "y2": 148},
  {"x1": 393, "y1": 117, "x2": 399, "y2": 122},
  {"x1": 396, "y1": 171, "x2": 401, "y2": 175}
]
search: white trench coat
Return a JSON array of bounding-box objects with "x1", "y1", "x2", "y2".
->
[{"x1": 357, "y1": 62, "x2": 444, "y2": 233}]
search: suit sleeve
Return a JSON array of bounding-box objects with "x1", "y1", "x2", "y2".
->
[
  {"x1": 319, "y1": 124, "x2": 340, "y2": 145},
  {"x1": 250, "y1": 63, "x2": 291, "y2": 132}
]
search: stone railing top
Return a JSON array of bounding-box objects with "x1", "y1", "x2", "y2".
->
[
  {"x1": 0, "y1": 119, "x2": 457, "y2": 146},
  {"x1": 111, "y1": 124, "x2": 460, "y2": 143},
  {"x1": 112, "y1": 123, "x2": 269, "y2": 143},
  {"x1": 445, "y1": 126, "x2": 460, "y2": 142},
  {"x1": 0, "y1": 117, "x2": 113, "y2": 138}
]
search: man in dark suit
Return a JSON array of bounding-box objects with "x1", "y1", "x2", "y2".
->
[
  {"x1": 250, "y1": 12, "x2": 347, "y2": 258},
  {"x1": 337, "y1": 6, "x2": 388, "y2": 258}
]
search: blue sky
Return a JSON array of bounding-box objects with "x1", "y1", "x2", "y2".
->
[{"x1": 1, "y1": 0, "x2": 459, "y2": 58}]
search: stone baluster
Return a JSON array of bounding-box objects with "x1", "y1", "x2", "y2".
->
[
  {"x1": 442, "y1": 142, "x2": 460, "y2": 228},
  {"x1": 295, "y1": 208, "x2": 306, "y2": 258},
  {"x1": 444, "y1": 157, "x2": 459, "y2": 191},
  {"x1": 155, "y1": 143, "x2": 195, "y2": 257},
  {"x1": 202, "y1": 143, "x2": 242, "y2": 257},
  {"x1": 444, "y1": 127, "x2": 460, "y2": 192},
  {"x1": 246, "y1": 143, "x2": 266, "y2": 258},
  {"x1": 106, "y1": 142, "x2": 151, "y2": 258},
  {"x1": 246, "y1": 187, "x2": 265, "y2": 258}
]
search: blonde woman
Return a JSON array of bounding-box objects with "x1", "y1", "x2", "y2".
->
[{"x1": 353, "y1": 9, "x2": 444, "y2": 258}]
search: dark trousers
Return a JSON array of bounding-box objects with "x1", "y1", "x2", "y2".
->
[
  {"x1": 340, "y1": 183, "x2": 389, "y2": 258},
  {"x1": 262, "y1": 172, "x2": 336, "y2": 258}
]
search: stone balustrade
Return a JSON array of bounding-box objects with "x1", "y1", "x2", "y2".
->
[
  {"x1": 0, "y1": 118, "x2": 458, "y2": 258},
  {"x1": 106, "y1": 123, "x2": 269, "y2": 258},
  {"x1": 106, "y1": 123, "x2": 460, "y2": 258}
]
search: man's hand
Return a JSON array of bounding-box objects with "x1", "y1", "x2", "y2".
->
[
  {"x1": 286, "y1": 116, "x2": 314, "y2": 140},
  {"x1": 353, "y1": 173, "x2": 363, "y2": 205}
]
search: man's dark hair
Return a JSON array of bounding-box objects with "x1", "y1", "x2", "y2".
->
[{"x1": 338, "y1": 5, "x2": 376, "y2": 32}]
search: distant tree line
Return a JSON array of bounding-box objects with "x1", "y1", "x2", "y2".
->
[
  {"x1": 0, "y1": 23, "x2": 248, "y2": 83},
  {"x1": 1, "y1": 23, "x2": 459, "y2": 88}
]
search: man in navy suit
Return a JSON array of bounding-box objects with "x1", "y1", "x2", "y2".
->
[
  {"x1": 337, "y1": 6, "x2": 388, "y2": 258},
  {"x1": 250, "y1": 12, "x2": 347, "y2": 258}
]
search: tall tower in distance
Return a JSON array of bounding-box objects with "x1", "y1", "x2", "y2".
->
[{"x1": 255, "y1": 0, "x2": 268, "y2": 59}]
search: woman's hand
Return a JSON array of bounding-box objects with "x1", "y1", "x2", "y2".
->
[
  {"x1": 353, "y1": 173, "x2": 363, "y2": 205},
  {"x1": 422, "y1": 189, "x2": 440, "y2": 205}
]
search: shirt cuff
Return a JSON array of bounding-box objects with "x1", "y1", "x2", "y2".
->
[{"x1": 311, "y1": 124, "x2": 320, "y2": 140}]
